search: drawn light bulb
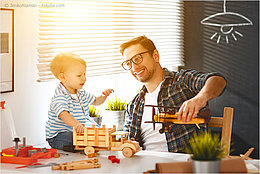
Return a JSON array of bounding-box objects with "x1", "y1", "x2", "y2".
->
[{"x1": 201, "y1": 0, "x2": 253, "y2": 44}]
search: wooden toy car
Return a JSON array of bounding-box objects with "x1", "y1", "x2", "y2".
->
[{"x1": 73, "y1": 125, "x2": 141, "y2": 158}]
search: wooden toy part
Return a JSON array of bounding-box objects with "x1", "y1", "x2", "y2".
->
[
  {"x1": 108, "y1": 155, "x2": 120, "y2": 163},
  {"x1": 240, "y1": 147, "x2": 254, "y2": 160},
  {"x1": 54, "y1": 153, "x2": 60, "y2": 158},
  {"x1": 52, "y1": 159, "x2": 100, "y2": 171},
  {"x1": 208, "y1": 107, "x2": 234, "y2": 155},
  {"x1": 108, "y1": 155, "x2": 116, "y2": 160},
  {"x1": 122, "y1": 147, "x2": 134, "y2": 158},
  {"x1": 144, "y1": 105, "x2": 211, "y2": 134},
  {"x1": 225, "y1": 147, "x2": 255, "y2": 160},
  {"x1": 111, "y1": 158, "x2": 120, "y2": 163},
  {"x1": 88, "y1": 153, "x2": 97, "y2": 158}
]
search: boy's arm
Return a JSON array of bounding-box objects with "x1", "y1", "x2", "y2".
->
[
  {"x1": 59, "y1": 111, "x2": 84, "y2": 133},
  {"x1": 93, "y1": 89, "x2": 114, "y2": 106}
]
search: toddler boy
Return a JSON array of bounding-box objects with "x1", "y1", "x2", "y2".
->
[{"x1": 45, "y1": 52, "x2": 113, "y2": 150}]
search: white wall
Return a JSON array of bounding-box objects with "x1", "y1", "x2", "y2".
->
[{"x1": 0, "y1": 1, "x2": 141, "y2": 150}]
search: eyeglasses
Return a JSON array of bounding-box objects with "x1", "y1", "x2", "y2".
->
[{"x1": 121, "y1": 50, "x2": 154, "y2": 70}]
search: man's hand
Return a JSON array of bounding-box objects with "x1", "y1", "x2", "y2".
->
[
  {"x1": 177, "y1": 76, "x2": 226, "y2": 122},
  {"x1": 177, "y1": 94, "x2": 207, "y2": 122},
  {"x1": 102, "y1": 89, "x2": 114, "y2": 97},
  {"x1": 74, "y1": 123, "x2": 84, "y2": 134}
]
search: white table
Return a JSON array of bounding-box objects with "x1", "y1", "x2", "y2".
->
[{"x1": 1, "y1": 150, "x2": 259, "y2": 173}]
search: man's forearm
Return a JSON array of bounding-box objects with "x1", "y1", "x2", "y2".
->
[{"x1": 197, "y1": 76, "x2": 227, "y2": 102}]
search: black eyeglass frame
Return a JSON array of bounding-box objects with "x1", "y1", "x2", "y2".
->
[{"x1": 121, "y1": 50, "x2": 154, "y2": 70}]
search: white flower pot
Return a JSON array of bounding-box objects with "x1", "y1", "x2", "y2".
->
[
  {"x1": 192, "y1": 160, "x2": 220, "y2": 173},
  {"x1": 102, "y1": 110, "x2": 126, "y2": 130}
]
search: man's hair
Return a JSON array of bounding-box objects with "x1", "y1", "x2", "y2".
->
[
  {"x1": 50, "y1": 52, "x2": 86, "y2": 79},
  {"x1": 119, "y1": 35, "x2": 156, "y2": 55}
]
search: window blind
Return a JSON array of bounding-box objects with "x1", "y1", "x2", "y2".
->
[{"x1": 37, "y1": 0, "x2": 183, "y2": 82}]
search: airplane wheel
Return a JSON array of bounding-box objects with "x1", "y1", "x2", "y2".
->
[
  {"x1": 84, "y1": 146, "x2": 95, "y2": 155},
  {"x1": 159, "y1": 129, "x2": 164, "y2": 134},
  {"x1": 122, "y1": 147, "x2": 133, "y2": 158}
]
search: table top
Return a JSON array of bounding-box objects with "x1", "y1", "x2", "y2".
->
[{"x1": 1, "y1": 150, "x2": 259, "y2": 173}]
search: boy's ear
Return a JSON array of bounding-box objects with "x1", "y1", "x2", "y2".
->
[
  {"x1": 58, "y1": 73, "x2": 65, "y2": 81},
  {"x1": 153, "y1": 49, "x2": 159, "y2": 62}
]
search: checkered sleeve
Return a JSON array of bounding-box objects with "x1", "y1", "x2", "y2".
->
[
  {"x1": 123, "y1": 102, "x2": 133, "y2": 132},
  {"x1": 178, "y1": 69, "x2": 224, "y2": 93}
]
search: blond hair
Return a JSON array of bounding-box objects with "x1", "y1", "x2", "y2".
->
[{"x1": 50, "y1": 52, "x2": 86, "y2": 79}]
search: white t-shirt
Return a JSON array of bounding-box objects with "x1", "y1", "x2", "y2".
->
[{"x1": 141, "y1": 82, "x2": 168, "y2": 152}]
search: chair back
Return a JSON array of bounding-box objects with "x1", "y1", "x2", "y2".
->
[{"x1": 208, "y1": 107, "x2": 234, "y2": 155}]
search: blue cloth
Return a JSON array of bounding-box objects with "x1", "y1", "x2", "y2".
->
[{"x1": 47, "y1": 131, "x2": 73, "y2": 150}]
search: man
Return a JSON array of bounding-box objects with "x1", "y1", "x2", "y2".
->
[{"x1": 120, "y1": 35, "x2": 227, "y2": 152}]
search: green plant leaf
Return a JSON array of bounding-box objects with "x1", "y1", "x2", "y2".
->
[
  {"x1": 106, "y1": 96, "x2": 127, "y2": 111},
  {"x1": 183, "y1": 130, "x2": 227, "y2": 161},
  {"x1": 89, "y1": 105, "x2": 101, "y2": 117}
]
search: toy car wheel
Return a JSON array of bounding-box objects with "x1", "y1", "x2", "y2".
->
[
  {"x1": 84, "y1": 146, "x2": 95, "y2": 155},
  {"x1": 122, "y1": 147, "x2": 133, "y2": 158}
]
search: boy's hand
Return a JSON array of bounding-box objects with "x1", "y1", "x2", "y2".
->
[
  {"x1": 102, "y1": 89, "x2": 114, "y2": 97},
  {"x1": 74, "y1": 123, "x2": 84, "y2": 134}
]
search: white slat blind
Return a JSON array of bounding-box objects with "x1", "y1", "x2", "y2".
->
[{"x1": 37, "y1": 0, "x2": 183, "y2": 82}]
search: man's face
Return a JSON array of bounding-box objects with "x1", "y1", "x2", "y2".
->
[{"x1": 123, "y1": 44, "x2": 156, "y2": 83}]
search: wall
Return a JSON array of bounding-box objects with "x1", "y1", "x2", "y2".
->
[
  {"x1": 184, "y1": 1, "x2": 259, "y2": 158},
  {"x1": 0, "y1": 1, "x2": 141, "y2": 149}
]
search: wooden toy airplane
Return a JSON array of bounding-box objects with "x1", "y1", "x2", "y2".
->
[{"x1": 144, "y1": 105, "x2": 211, "y2": 133}]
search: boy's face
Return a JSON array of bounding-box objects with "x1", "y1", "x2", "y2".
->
[{"x1": 60, "y1": 61, "x2": 86, "y2": 94}]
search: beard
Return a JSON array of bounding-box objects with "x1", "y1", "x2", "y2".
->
[{"x1": 134, "y1": 68, "x2": 155, "y2": 83}]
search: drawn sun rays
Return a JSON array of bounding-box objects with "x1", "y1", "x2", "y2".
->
[
  {"x1": 210, "y1": 26, "x2": 243, "y2": 44},
  {"x1": 201, "y1": 0, "x2": 253, "y2": 44}
]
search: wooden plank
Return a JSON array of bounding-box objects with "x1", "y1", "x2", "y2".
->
[
  {"x1": 208, "y1": 117, "x2": 223, "y2": 127},
  {"x1": 105, "y1": 128, "x2": 109, "y2": 147},
  {"x1": 97, "y1": 142, "x2": 107, "y2": 147},
  {"x1": 76, "y1": 136, "x2": 84, "y2": 140},
  {"x1": 84, "y1": 127, "x2": 88, "y2": 146},
  {"x1": 221, "y1": 107, "x2": 234, "y2": 155},
  {"x1": 75, "y1": 142, "x2": 85, "y2": 146},
  {"x1": 87, "y1": 130, "x2": 95, "y2": 134},
  {"x1": 87, "y1": 142, "x2": 95, "y2": 146},
  {"x1": 97, "y1": 130, "x2": 106, "y2": 134},
  {"x1": 95, "y1": 127, "x2": 98, "y2": 146},
  {"x1": 86, "y1": 137, "x2": 95, "y2": 141},
  {"x1": 97, "y1": 136, "x2": 106, "y2": 141},
  {"x1": 73, "y1": 127, "x2": 77, "y2": 146}
]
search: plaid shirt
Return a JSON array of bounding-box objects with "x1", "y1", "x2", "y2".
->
[{"x1": 124, "y1": 68, "x2": 225, "y2": 152}]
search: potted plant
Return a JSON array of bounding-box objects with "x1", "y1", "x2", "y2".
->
[
  {"x1": 102, "y1": 97, "x2": 127, "y2": 130},
  {"x1": 184, "y1": 130, "x2": 227, "y2": 173},
  {"x1": 89, "y1": 105, "x2": 102, "y2": 126}
]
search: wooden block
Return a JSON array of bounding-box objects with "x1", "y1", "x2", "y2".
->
[
  {"x1": 54, "y1": 153, "x2": 60, "y2": 158},
  {"x1": 52, "y1": 159, "x2": 100, "y2": 171},
  {"x1": 108, "y1": 155, "x2": 116, "y2": 160},
  {"x1": 88, "y1": 153, "x2": 97, "y2": 158},
  {"x1": 73, "y1": 127, "x2": 77, "y2": 145},
  {"x1": 52, "y1": 165, "x2": 60, "y2": 170}
]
